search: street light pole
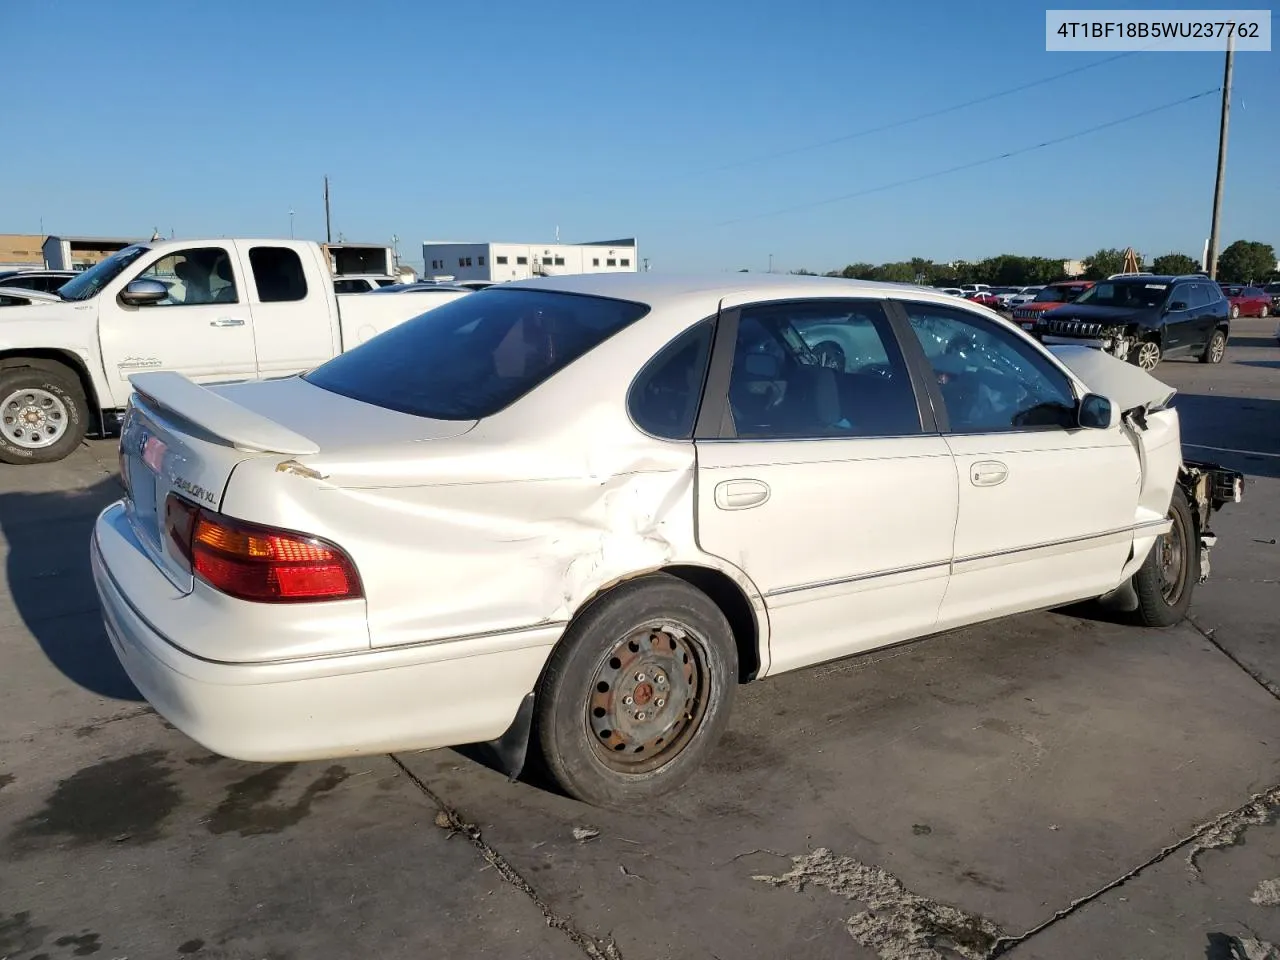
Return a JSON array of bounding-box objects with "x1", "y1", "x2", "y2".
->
[
  {"x1": 1206, "y1": 31, "x2": 1234, "y2": 279},
  {"x1": 289, "y1": 209, "x2": 295, "y2": 239}
]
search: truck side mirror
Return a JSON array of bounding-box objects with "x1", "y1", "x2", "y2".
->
[
  {"x1": 119, "y1": 279, "x2": 168, "y2": 307},
  {"x1": 1077, "y1": 393, "x2": 1115, "y2": 429}
]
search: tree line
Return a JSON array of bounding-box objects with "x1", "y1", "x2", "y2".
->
[{"x1": 788, "y1": 240, "x2": 1276, "y2": 287}]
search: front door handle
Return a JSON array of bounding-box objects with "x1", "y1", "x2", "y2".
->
[
  {"x1": 970, "y1": 461, "x2": 1008, "y2": 487},
  {"x1": 714, "y1": 479, "x2": 770, "y2": 510},
  {"x1": 209, "y1": 317, "x2": 245, "y2": 327}
]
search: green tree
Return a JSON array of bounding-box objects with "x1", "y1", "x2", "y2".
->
[
  {"x1": 838, "y1": 263, "x2": 877, "y2": 280},
  {"x1": 1151, "y1": 252, "x2": 1201, "y2": 275},
  {"x1": 790, "y1": 268, "x2": 818, "y2": 276},
  {"x1": 1083, "y1": 248, "x2": 1128, "y2": 280},
  {"x1": 1217, "y1": 240, "x2": 1276, "y2": 283}
]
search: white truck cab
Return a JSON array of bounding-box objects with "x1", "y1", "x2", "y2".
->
[{"x1": 0, "y1": 238, "x2": 469, "y2": 463}]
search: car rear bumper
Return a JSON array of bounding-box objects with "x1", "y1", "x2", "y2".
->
[{"x1": 91, "y1": 501, "x2": 560, "y2": 762}]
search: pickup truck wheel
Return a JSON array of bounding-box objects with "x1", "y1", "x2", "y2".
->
[
  {"x1": 1131, "y1": 487, "x2": 1198, "y2": 627},
  {"x1": 0, "y1": 367, "x2": 89, "y2": 464},
  {"x1": 1199, "y1": 329, "x2": 1227, "y2": 364},
  {"x1": 534, "y1": 575, "x2": 737, "y2": 808},
  {"x1": 1129, "y1": 339, "x2": 1161, "y2": 372}
]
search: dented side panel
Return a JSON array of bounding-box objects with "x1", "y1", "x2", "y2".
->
[{"x1": 220, "y1": 429, "x2": 767, "y2": 665}]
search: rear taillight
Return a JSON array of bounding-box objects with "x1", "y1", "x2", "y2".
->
[{"x1": 164, "y1": 494, "x2": 362, "y2": 603}]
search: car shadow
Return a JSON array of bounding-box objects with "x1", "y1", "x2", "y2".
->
[
  {"x1": 1171, "y1": 393, "x2": 1280, "y2": 480},
  {"x1": 1236, "y1": 360, "x2": 1280, "y2": 369},
  {"x1": 0, "y1": 471, "x2": 140, "y2": 700},
  {"x1": 1228, "y1": 335, "x2": 1277, "y2": 349}
]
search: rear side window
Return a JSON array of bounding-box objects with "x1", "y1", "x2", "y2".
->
[
  {"x1": 305, "y1": 289, "x2": 650, "y2": 420},
  {"x1": 628, "y1": 320, "x2": 713, "y2": 439},
  {"x1": 249, "y1": 247, "x2": 308, "y2": 302}
]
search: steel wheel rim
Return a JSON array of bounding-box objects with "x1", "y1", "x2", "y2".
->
[
  {"x1": 1137, "y1": 342, "x2": 1160, "y2": 370},
  {"x1": 1210, "y1": 334, "x2": 1225, "y2": 362},
  {"x1": 1157, "y1": 505, "x2": 1188, "y2": 605},
  {"x1": 585, "y1": 619, "x2": 709, "y2": 774},
  {"x1": 1, "y1": 388, "x2": 69, "y2": 449}
]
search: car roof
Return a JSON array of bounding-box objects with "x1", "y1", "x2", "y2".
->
[{"x1": 495, "y1": 271, "x2": 984, "y2": 308}]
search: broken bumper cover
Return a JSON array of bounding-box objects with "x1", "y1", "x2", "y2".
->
[
  {"x1": 1039, "y1": 321, "x2": 1140, "y2": 360},
  {"x1": 1179, "y1": 460, "x2": 1245, "y2": 582}
]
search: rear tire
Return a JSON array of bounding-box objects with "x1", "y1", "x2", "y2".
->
[
  {"x1": 1132, "y1": 487, "x2": 1198, "y2": 627},
  {"x1": 534, "y1": 575, "x2": 737, "y2": 808},
  {"x1": 1199, "y1": 329, "x2": 1227, "y2": 364},
  {"x1": 0, "y1": 365, "x2": 89, "y2": 464},
  {"x1": 1261, "y1": 305, "x2": 1270, "y2": 319},
  {"x1": 1229, "y1": 304, "x2": 1240, "y2": 319}
]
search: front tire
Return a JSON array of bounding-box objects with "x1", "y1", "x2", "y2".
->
[
  {"x1": 0, "y1": 365, "x2": 89, "y2": 464},
  {"x1": 534, "y1": 575, "x2": 738, "y2": 807},
  {"x1": 1129, "y1": 339, "x2": 1162, "y2": 372},
  {"x1": 1261, "y1": 305, "x2": 1270, "y2": 319},
  {"x1": 1229, "y1": 304, "x2": 1240, "y2": 319},
  {"x1": 1132, "y1": 487, "x2": 1199, "y2": 627},
  {"x1": 1199, "y1": 329, "x2": 1227, "y2": 364}
]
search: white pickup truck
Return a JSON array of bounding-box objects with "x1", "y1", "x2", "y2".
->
[{"x1": 0, "y1": 238, "x2": 469, "y2": 464}]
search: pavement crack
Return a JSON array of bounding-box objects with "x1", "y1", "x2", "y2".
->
[
  {"x1": 1189, "y1": 615, "x2": 1280, "y2": 701},
  {"x1": 388, "y1": 754, "x2": 623, "y2": 960},
  {"x1": 990, "y1": 783, "x2": 1280, "y2": 957}
]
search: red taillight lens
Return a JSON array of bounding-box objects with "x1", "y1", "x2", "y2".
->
[{"x1": 164, "y1": 494, "x2": 362, "y2": 603}]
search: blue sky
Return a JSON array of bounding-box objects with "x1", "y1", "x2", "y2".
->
[{"x1": 5, "y1": 0, "x2": 1277, "y2": 272}]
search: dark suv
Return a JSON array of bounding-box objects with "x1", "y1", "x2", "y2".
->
[{"x1": 1032, "y1": 274, "x2": 1229, "y2": 371}]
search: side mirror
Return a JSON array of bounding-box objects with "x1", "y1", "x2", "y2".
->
[
  {"x1": 1167, "y1": 300, "x2": 1188, "y2": 312},
  {"x1": 1077, "y1": 393, "x2": 1115, "y2": 430},
  {"x1": 119, "y1": 278, "x2": 168, "y2": 306}
]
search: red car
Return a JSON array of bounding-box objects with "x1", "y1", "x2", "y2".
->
[
  {"x1": 964, "y1": 291, "x2": 1002, "y2": 311},
  {"x1": 1219, "y1": 284, "x2": 1271, "y2": 319}
]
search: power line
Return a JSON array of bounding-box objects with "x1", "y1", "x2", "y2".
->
[
  {"x1": 700, "y1": 50, "x2": 1141, "y2": 176},
  {"x1": 717, "y1": 87, "x2": 1220, "y2": 227}
]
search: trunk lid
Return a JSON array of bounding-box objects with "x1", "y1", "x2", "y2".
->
[{"x1": 121, "y1": 372, "x2": 476, "y2": 592}]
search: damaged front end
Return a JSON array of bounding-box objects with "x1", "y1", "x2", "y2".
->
[
  {"x1": 1039, "y1": 317, "x2": 1141, "y2": 362},
  {"x1": 1178, "y1": 459, "x2": 1245, "y2": 582}
]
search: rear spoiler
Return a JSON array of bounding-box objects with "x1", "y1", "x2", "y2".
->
[{"x1": 128, "y1": 372, "x2": 320, "y2": 456}]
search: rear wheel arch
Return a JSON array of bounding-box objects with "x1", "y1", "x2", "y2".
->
[{"x1": 562, "y1": 564, "x2": 764, "y2": 684}]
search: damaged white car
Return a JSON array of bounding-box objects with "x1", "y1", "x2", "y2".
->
[{"x1": 91, "y1": 275, "x2": 1243, "y2": 807}]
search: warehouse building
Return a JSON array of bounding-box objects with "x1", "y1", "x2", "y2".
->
[{"x1": 421, "y1": 238, "x2": 638, "y2": 283}]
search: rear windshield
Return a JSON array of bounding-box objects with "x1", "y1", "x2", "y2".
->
[{"x1": 305, "y1": 288, "x2": 650, "y2": 420}]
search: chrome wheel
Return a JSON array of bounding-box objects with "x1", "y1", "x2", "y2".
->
[
  {"x1": 586, "y1": 620, "x2": 708, "y2": 773},
  {"x1": 1230, "y1": 304, "x2": 1240, "y2": 319},
  {"x1": 1, "y1": 388, "x2": 70, "y2": 449},
  {"x1": 1156, "y1": 503, "x2": 1189, "y2": 605},
  {"x1": 1135, "y1": 341, "x2": 1161, "y2": 371},
  {"x1": 1209, "y1": 333, "x2": 1226, "y2": 363}
]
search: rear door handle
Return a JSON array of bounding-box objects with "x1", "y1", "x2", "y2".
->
[
  {"x1": 970, "y1": 461, "x2": 1008, "y2": 487},
  {"x1": 714, "y1": 479, "x2": 770, "y2": 510},
  {"x1": 209, "y1": 317, "x2": 245, "y2": 327}
]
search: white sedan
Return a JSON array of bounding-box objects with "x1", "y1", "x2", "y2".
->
[{"x1": 92, "y1": 274, "x2": 1243, "y2": 807}]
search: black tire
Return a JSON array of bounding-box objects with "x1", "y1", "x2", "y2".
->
[
  {"x1": 1132, "y1": 486, "x2": 1199, "y2": 627},
  {"x1": 1229, "y1": 304, "x2": 1240, "y2": 319},
  {"x1": 534, "y1": 574, "x2": 737, "y2": 807},
  {"x1": 1199, "y1": 329, "x2": 1227, "y2": 364},
  {"x1": 1261, "y1": 305, "x2": 1270, "y2": 319},
  {"x1": 0, "y1": 365, "x2": 89, "y2": 465}
]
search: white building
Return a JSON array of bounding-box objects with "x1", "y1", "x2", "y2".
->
[{"x1": 421, "y1": 238, "x2": 638, "y2": 283}]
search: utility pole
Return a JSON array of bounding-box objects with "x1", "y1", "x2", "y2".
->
[
  {"x1": 324, "y1": 176, "x2": 332, "y2": 244},
  {"x1": 1206, "y1": 31, "x2": 1234, "y2": 280}
]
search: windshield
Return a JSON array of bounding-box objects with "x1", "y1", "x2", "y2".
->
[
  {"x1": 304, "y1": 288, "x2": 650, "y2": 420},
  {"x1": 58, "y1": 245, "x2": 150, "y2": 302},
  {"x1": 1074, "y1": 281, "x2": 1169, "y2": 309},
  {"x1": 1033, "y1": 285, "x2": 1081, "y2": 303}
]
